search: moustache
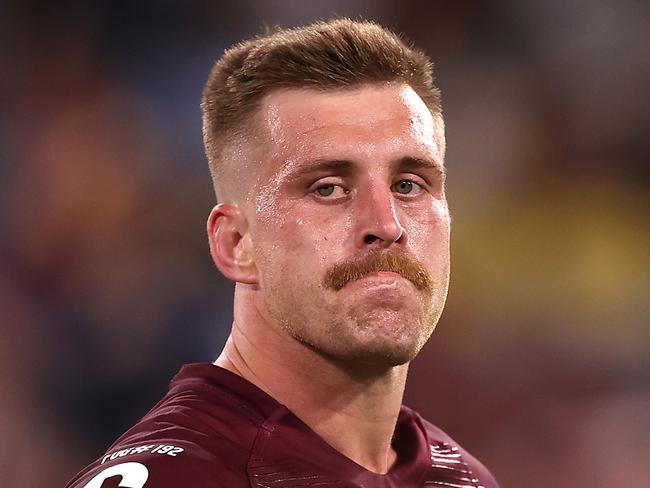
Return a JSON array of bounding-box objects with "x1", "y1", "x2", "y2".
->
[{"x1": 322, "y1": 249, "x2": 433, "y2": 293}]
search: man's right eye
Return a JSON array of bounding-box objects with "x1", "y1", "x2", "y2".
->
[
  {"x1": 315, "y1": 184, "x2": 336, "y2": 197},
  {"x1": 310, "y1": 181, "x2": 349, "y2": 199}
]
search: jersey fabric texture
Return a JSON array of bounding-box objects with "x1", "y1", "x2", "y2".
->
[{"x1": 66, "y1": 363, "x2": 499, "y2": 488}]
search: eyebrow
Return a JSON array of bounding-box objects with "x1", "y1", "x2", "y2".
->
[
  {"x1": 289, "y1": 155, "x2": 445, "y2": 181},
  {"x1": 395, "y1": 156, "x2": 446, "y2": 175},
  {"x1": 289, "y1": 159, "x2": 357, "y2": 180}
]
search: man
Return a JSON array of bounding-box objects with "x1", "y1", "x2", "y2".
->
[{"x1": 67, "y1": 18, "x2": 499, "y2": 488}]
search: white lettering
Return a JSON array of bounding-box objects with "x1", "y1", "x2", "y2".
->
[
  {"x1": 82, "y1": 462, "x2": 148, "y2": 488},
  {"x1": 100, "y1": 444, "x2": 184, "y2": 464}
]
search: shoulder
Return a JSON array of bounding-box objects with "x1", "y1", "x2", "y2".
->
[
  {"x1": 65, "y1": 372, "x2": 260, "y2": 488},
  {"x1": 413, "y1": 411, "x2": 501, "y2": 488},
  {"x1": 66, "y1": 439, "x2": 247, "y2": 488}
]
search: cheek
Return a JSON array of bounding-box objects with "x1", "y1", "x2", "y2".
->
[
  {"x1": 405, "y1": 200, "x2": 450, "y2": 255},
  {"x1": 431, "y1": 199, "x2": 451, "y2": 237},
  {"x1": 285, "y1": 203, "x2": 352, "y2": 257},
  {"x1": 253, "y1": 214, "x2": 329, "y2": 277}
]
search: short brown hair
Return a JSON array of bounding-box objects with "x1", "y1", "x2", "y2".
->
[{"x1": 201, "y1": 18, "x2": 442, "y2": 200}]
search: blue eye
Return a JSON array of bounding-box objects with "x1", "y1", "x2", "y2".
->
[
  {"x1": 316, "y1": 184, "x2": 335, "y2": 197},
  {"x1": 313, "y1": 183, "x2": 348, "y2": 198},
  {"x1": 393, "y1": 180, "x2": 420, "y2": 194}
]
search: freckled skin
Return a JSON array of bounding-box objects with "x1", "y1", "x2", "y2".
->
[{"x1": 247, "y1": 83, "x2": 450, "y2": 368}]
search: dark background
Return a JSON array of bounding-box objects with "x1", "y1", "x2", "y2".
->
[{"x1": 1, "y1": 1, "x2": 648, "y2": 487}]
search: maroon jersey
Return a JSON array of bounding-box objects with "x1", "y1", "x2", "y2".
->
[{"x1": 66, "y1": 363, "x2": 499, "y2": 488}]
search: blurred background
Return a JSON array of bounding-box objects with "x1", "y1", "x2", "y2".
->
[{"x1": 1, "y1": 1, "x2": 648, "y2": 487}]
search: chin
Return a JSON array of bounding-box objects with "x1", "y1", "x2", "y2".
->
[
  {"x1": 322, "y1": 324, "x2": 431, "y2": 369},
  {"x1": 355, "y1": 346, "x2": 420, "y2": 367},
  {"x1": 341, "y1": 310, "x2": 439, "y2": 367},
  {"x1": 322, "y1": 341, "x2": 422, "y2": 371},
  {"x1": 279, "y1": 297, "x2": 442, "y2": 370}
]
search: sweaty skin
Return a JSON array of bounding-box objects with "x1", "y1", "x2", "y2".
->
[{"x1": 209, "y1": 83, "x2": 450, "y2": 474}]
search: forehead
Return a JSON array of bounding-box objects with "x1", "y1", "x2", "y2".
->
[{"x1": 257, "y1": 83, "x2": 441, "y2": 162}]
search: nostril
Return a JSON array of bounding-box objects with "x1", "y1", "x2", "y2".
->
[{"x1": 364, "y1": 234, "x2": 378, "y2": 244}]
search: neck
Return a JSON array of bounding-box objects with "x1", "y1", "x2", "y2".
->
[{"x1": 214, "y1": 286, "x2": 409, "y2": 474}]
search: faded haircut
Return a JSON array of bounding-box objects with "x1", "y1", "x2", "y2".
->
[{"x1": 201, "y1": 18, "x2": 443, "y2": 201}]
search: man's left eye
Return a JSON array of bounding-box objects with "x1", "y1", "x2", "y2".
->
[{"x1": 392, "y1": 180, "x2": 422, "y2": 195}]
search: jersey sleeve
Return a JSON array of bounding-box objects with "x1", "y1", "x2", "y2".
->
[{"x1": 65, "y1": 441, "x2": 227, "y2": 488}]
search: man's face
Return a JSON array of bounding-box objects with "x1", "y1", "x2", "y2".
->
[{"x1": 245, "y1": 83, "x2": 450, "y2": 368}]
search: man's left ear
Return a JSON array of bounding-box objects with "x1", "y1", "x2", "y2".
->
[{"x1": 207, "y1": 204, "x2": 258, "y2": 284}]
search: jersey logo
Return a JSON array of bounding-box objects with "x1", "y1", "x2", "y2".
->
[{"x1": 424, "y1": 442, "x2": 484, "y2": 488}]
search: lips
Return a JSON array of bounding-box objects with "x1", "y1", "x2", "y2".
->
[
  {"x1": 362, "y1": 271, "x2": 404, "y2": 280},
  {"x1": 350, "y1": 271, "x2": 411, "y2": 289}
]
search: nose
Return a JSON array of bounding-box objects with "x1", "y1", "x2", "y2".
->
[{"x1": 355, "y1": 181, "x2": 407, "y2": 248}]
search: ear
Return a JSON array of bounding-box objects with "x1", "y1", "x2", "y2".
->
[{"x1": 207, "y1": 204, "x2": 258, "y2": 284}]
